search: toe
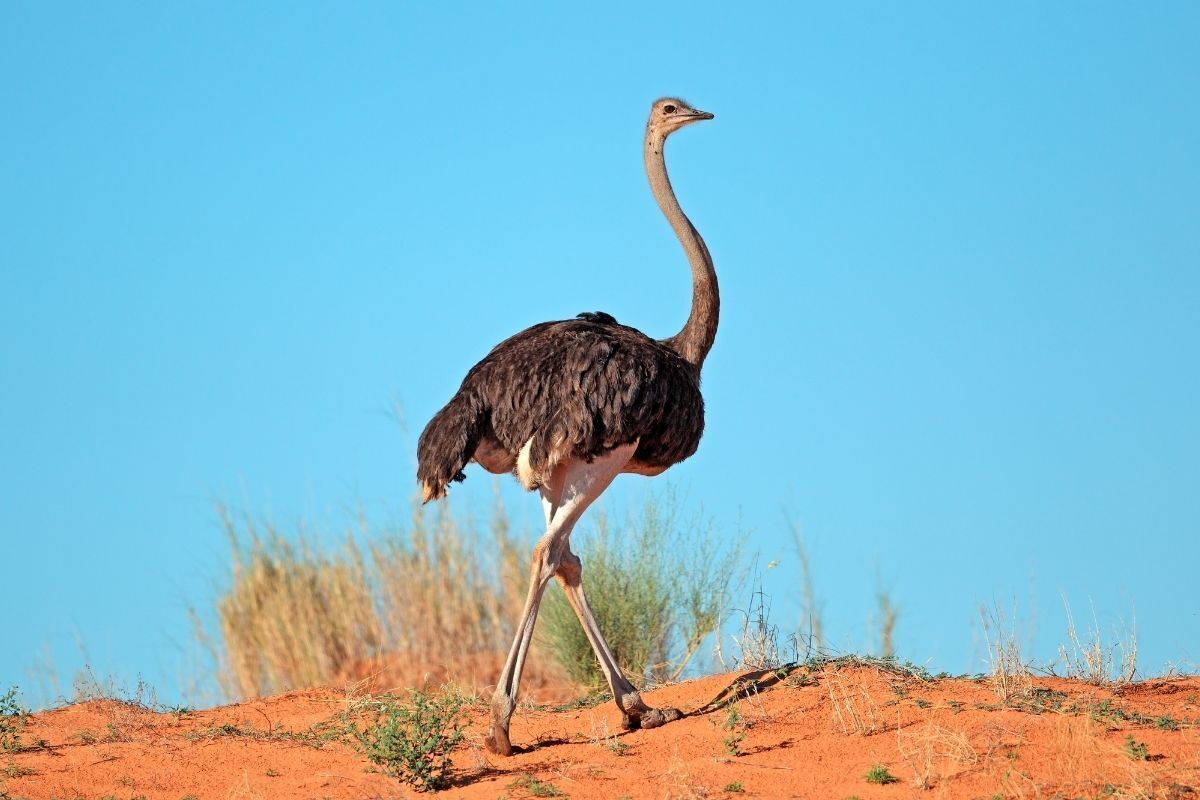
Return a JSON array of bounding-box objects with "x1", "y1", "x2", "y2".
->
[
  {"x1": 639, "y1": 707, "x2": 684, "y2": 729},
  {"x1": 484, "y1": 727, "x2": 512, "y2": 756}
]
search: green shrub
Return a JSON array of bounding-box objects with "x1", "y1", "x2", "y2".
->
[
  {"x1": 864, "y1": 764, "x2": 899, "y2": 784},
  {"x1": 539, "y1": 492, "x2": 744, "y2": 688},
  {"x1": 350, "y1": 689, "x2": 465, "y2": 791},
  {"x1": 0, "y1": 687, "x2": 26, "y2": 753},
  {"x1": 720, "y1": 704, "x2": 747, "y2": 756}
]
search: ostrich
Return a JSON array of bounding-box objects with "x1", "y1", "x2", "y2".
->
[{"x1": 417, "y1": 97, "x2": 717, "y2": 755}]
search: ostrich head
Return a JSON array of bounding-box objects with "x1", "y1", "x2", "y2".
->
[{"x1": 646, "y1": 97, "x2": 714, "y2": 138}]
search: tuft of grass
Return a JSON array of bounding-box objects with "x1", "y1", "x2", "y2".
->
[
  {"x1": 606, "y1": 739, "x2": 629, "y2": 756},
  {"x1": 350, "y1": 689, "x2": 465, "y2": 791},
  {"x1": 1122, "y1": 733, "x2": 1149, "y2": 761},
  {"x1": 864, "y1": 764, "x2": 899, "y2": 784},
  {"x1": 186, "y1": 718, "x2": 343, "y2": 749},
  {"x1": 733, "y1": 571, "x2": 783, "y2": 670},
  {"x1": 507, "y1": 773, "x2": 565, "y2": 797},
  {"x1": 1055, "y1": 595, "x2": 1137, "y2": 684},
  {"x1": 539, "y1": 492, "x2": 744, "y2": 688},
  {"x1": 723, "y1": 781, "x2": 745, "y2": 793},
  {"x1": 828, "y1": 675, "x2": 882, "y2": 736},
  {"x1": 979, "y1": 602, "x2": 1032, "y2": 703},
  {"x1": 897, "y1": 722, "x2": 977, "y2": 789}
]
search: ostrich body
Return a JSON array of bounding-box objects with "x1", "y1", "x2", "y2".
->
[{"x1": 416, "y1": 98, "x2": 716, "y2": 755}]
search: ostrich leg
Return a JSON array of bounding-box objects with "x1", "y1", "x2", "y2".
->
[
  {"x1": 538, "y1": 454, "x2": 683, "y2": 731},
  {"x1": 554, "y1": 546, "x2": 683, "y2": 729},
  {"x1": 485, "y1": 442, "x2": 637, "y2": 756}
]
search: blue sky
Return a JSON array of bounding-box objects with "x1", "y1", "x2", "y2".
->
[{"x1": 2, "y1": 2, "x2": 1197, "y2": 707}]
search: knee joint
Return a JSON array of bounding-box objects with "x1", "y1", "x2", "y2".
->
[{"x1": 556, "y1": 551, "x2": 582, "y2": 585}]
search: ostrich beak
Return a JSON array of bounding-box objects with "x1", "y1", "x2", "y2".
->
[{"x1": 690, "y1": 110, "x2": 715, "y2": 120}]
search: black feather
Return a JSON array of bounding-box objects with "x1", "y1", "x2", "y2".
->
[{"x1": 416, "y1": 316, "x2": 704, "y2": 499}]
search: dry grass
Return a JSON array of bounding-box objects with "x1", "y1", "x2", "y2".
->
[
  {"x1": 980, "y1": 602, "x2": 1033, "y2": 703},
  {"x1": 1056, "y1": 595, "x2": 1138, "y2": 684},
  {"x1": 787, "y1": 521, "x2": 824, "y2": 650},
  {"x1": 827, "y1": 674, "x2": 882, "y2": 736},
  {"x1": 204, "y1": 493, "x2": 742, "y2": 701},
  {"x1": 874, "y1": 579, "x2": 898, "y2": 659},
  {"x1": 896, "y1": 722, "x2": 977, "y2": 789},
  {"x1": 205, "y1": 501, "x2": 557, "y2": 700}
]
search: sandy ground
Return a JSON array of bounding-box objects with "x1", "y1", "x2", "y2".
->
[{"x1": 4, "y1": 662, "x2": 1198, "y2": 799}]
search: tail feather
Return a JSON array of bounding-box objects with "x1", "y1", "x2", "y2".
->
[{"x1": 416, "y1": 390, "x2": 484, "y2": 502}]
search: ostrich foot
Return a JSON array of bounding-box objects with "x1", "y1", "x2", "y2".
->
[
  {"x1": 484, "y1": 724, "x2": 512, "y2": 756},
  {"x1": 621, "y1": 706, "x2": 684, "y2": 730}
]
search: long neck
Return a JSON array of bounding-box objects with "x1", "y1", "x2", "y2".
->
[{"x1": 645, "y1": 130, "x2": 718, "y2": 369}]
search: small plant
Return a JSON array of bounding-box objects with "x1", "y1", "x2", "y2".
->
[
  {"x1": 1122, "y1": 734, "x2": 1149, "y2": 761},
  {"x1": 507, "y1": 773, "x2": 565, "y2": 797},
  {"x1": 720, "y1": 704, "x2": 747, "y2": 756},
  {"x1": 0, "y1": 687, "x2": 27, "y2": 753},
  {"x1": 350, "y1": 690, "x2": 465, "y2": 791},
  {"x1": 723, "y1": 781, "x2": 745, "y2": 793},
  {"x1": 2, "y1": 761, "x2": 36, "y2": 778},
  {"x1": 606, "y1": 738, "x2": 629, "y2": 756},
  {"x1": 266, "y1": 767, "x2": 281, "y2": 777},
  {"x1": 76, "y1": 729, "x2": 98, "y2": 744},
  {"x1": 864, "y1": 764, "x2": 899, "y2": 784}
]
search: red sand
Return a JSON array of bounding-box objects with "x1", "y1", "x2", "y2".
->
[{"x1": 4, "y1": 664, "x2": 1198, "y2": 799}]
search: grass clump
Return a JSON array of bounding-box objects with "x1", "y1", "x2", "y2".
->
[
  {"x1": 2, "y1": 761, "x2": 36, "y2": 778},
  {"x1": 350, "y1": 689, "x2": 465, "y2": 791},
  {"x1": 1122, "y1": 734, "x2": 1149, "y2": 761},
  {"x1": 979, "y1": 602, "x2": 1032, "y2": 703},
  {"x1": 539, "y1": 492, "x2": 744, "y2": 689},
  {"x1": 1055, "y1": 595, "x2": 1137, "y2": 684},
  {"x1": 0, "y1": 687, "x2": 27, "y2": 753},
  {"x1": 723, "y1": 780, "x2": 745, "y2": 793},
  {"x1": 863, "y1": 763, "x2": 899, "y2": 784},
  {"x1": 507, "y1": 774, "x2": 564, "y2": 797}
]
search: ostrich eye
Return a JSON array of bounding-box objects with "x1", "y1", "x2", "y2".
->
[{"x1": 663, "y1": 104, "x2": 676, "y2": 114}]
